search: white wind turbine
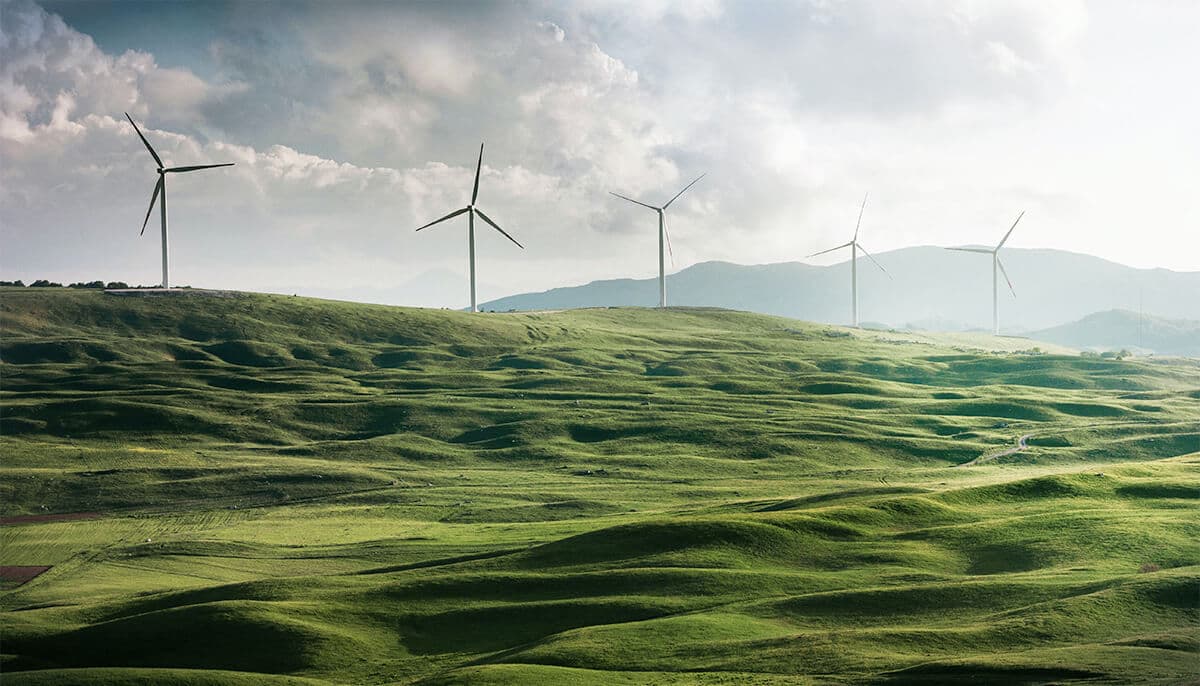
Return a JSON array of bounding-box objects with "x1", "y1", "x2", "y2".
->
[
  {"x1": 946, "y1": 211, "x2": 1024, "y2": 335},
  {"x1": 125, "y1": 113, "x2": 234, "y2": 289},
  {"x1": 610, "y1": 174, "x2": 705, "y2": 308},
  {"x1": 807, "y1": 193, "x2": 890, "y2": 328},
  {"x1": 415, "y1": 143, "x2": 523, "y2": 313}
]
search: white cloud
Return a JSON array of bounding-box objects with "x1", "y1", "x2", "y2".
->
[
  {"x1": 536, "y1": 21, "x2": 566, "y2": 43},
  {"x1": 0, "y1": 0, "x2": 1196, "y2": 307}
]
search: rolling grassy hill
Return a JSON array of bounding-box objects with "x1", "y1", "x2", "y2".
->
[{"x1": 1, "y1": 287, "x2": 1198, "y2": 685}]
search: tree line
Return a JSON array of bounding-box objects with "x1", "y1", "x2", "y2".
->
[{"x1": 0, "y1": 281, "x2": 150, "y2": 289}]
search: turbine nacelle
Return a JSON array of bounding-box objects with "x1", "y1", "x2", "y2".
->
[
  {"x1": 608, "y1": 173, "x2": 705, "y2": 308},
  {"x1": 944, "y1": 211, "x2": 1026, "y2": 334},
  {"x1": 805, "y1": 192, "x2": 889, "y2": 328},
  {"x1": 124, "y1": 112, "x2": 233, "y2": 287},
  {"x1": 414, "y1": 143, "x2": 523, "y2": 312}
]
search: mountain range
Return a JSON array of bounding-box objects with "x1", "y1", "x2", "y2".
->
[
  {"x1": 1028, "y1": 309, "x2": 1200, "y2": 357},
  {"x1": 480, "y1": 247, "x2": 1199, "y2": 337}
]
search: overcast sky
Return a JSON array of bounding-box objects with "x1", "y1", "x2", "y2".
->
[{"x1": 2, "y1": 0, "x2": 1197, "y2": 307}]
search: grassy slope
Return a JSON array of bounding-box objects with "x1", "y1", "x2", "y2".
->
[{"x1": 1, "y1": 287, "x2": 1197, "y2": 685}]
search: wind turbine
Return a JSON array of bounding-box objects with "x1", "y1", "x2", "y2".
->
[
  {"x1": 946, "y1": 211, "x2": 1024, "y2": 335},
  {"x1": 415, "y1": 143, "x2": 523, "y2": 313},
  {"x1": 807, "y1": 193, "x2": 890, "y2": 328},
  {"x1": 609, "y1": 173, "x2": 705, "y2": 308},
  {"x1": 125, "y1": 113, "x2": 234, "y2": 289}
]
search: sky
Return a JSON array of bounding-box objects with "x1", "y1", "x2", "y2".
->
[{"x1": 1, "y1": 0, "x2": 1198, "y2": 308}]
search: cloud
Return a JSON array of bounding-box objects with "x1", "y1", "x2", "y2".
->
[
  {"x1": 557, "y1": 1, "x2": 1085, "y2": 116},
  {"x1": 2, "y1": 0, "x2": 1194, "y2": 305},
  {"x1": 0, "y1": 0, "x2": 249, "y2": 144}
]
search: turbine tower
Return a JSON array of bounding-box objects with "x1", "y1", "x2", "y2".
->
[
  {"x1": 807, "y1": 193, "x2": 890, "y2": 328},
  {"x1": 946, "y1": 211, "x2": 1024, "y2": 335},
  {"x1": 609, "y1": 173, "x2": 705, "y2": 308},
  {"x1": 125, "y1": 113, "x2": 234, "y2": 289},
  {"x1": 415, "y1": 143, "x2": 523, "y2": 313}
]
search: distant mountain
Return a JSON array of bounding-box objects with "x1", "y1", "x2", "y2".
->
[
  {"x1": 480, "y1": 247, "x2": 1200, "y2": 332},
  {"x1": 1028, "y1": 310, "x2": 1200, "y2": 357}
]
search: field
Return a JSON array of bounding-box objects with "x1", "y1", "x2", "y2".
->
[{"x1": 1, "y1": 287, "x2": 1197, "y2": 685}]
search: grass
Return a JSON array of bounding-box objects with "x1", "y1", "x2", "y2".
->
[{"x1": 1, "y1": 287, "x2": 1198, "y2": 684}]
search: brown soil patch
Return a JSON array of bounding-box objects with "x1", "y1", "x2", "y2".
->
[
  {"x1": 0, "y1": 512, "x2": 101, "y2": 526},
  {"x1": 0, "y1": 566, "x2": 51, "y2": 586}
]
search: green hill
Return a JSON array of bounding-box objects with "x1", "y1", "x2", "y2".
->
[{"x1": 2, "y1": 288, "x2": 1198, "y2": 685}]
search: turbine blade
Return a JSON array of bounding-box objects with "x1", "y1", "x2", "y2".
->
[
  {"x1": 853, "y1": 192, "x2": 868, "y2": 241},
  {"x1": 856, "y1": 242, "x2": 892, "y2": 279},
  {"x1": 165, "y1": 163, "x2": 235, "y2": 173},
  {"x1": 807, "y1": 241, "x2": 854, "y2": 258},
  {"x1": 662, "y1": 173, "x2": 706, "y2": 209},
  {"x1": 415, "y1": 207, "x2": 469, "y2": 232},
  {"x1": 471, "y1": 143, "x2": 484, "y2": 205},
  {"x1": 125, "y1": 112, "x2": 163, "y2": 167},
  {"x1": 997, "y1": 210, "x2": 1024, "y2": 249},
  {"x1": 663, "y1": 214, "x2": 675, "y2": 266},
  {"x1": 140, "y1": 177, "x2": 163, "y2": 236},
  {"x1": 997, "y1": 257, "x2": 1016, "y2": 296},
  {"x1": 945, "y1": 247, "x2": 994, "y2": 254},
  {"x1": 474, "y1": 208, "x2": 523, "y2": 249},
  {"x1": 609, "y1": 191, "x2": 658, "y2": 211}
]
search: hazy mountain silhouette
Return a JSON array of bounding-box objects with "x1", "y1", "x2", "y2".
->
[
  {"x1": 1028, "y1": 310, "x2": 1200, "y2": 357},
  {"x1": 480, "y1": 247, "x2": 1199, "y2": 332}
]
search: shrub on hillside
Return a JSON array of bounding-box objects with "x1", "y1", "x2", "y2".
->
[
  {"x1": 68, "y1": 281, "x2": 106, "y2": 289},
  {"x1": 105, "y1": 281, "x2": 130, "y2": 289},
  {"x1": 28, "y1": 280, "x2": 63, "y2": 288},
  {"x1": 0, "y1": 280, "x2": 25, "y2": 287}
]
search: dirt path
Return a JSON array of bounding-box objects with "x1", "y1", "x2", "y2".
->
[{"x1": 960, "y1": 433, "x2": 1032, "y2": 467}]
